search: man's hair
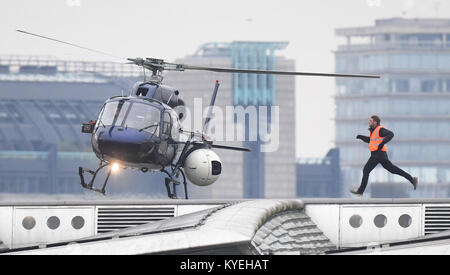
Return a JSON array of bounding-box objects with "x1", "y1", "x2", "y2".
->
[{"x1": 371, "y1": 115, "x2": 381, "y2": 125}]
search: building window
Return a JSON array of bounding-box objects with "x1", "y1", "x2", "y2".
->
[
  {"x1": 0, "y1": 105, "x2": 9, "y2": 123},
  {"x1": 437, "y1": 55, "x2": 450, "y2": 70},
  {"x1": 5, "y1": 104, "x2": 24, "y2": 123},
  {"x1": 421, "y1": 80, "x2": 436, "y2": 92},
  {"x1": 47, "y1": 216, "x2": 60, "y2": 230},
  {"x1": 374, "y1": 214, "x2": 387, "y2": 228},
  {"x1": 349, "y1": 215, "x2": 363, "y2": 228},
  {"x1": 22, "y1": 216, "x2": 36, "y2": 230},
  {"x1": 336, "y1": 56, "x2": 346, "y2": 72},
  {"x1": 420, "y1": 54, "x2": 436, "y2": 69},
  {"x1": 238, "y1": 74, "x2": 243, "y2": 89},
  {"x1": 71, "y1": 216, "x2": 85, "y2": 230},
  {"x1": 395, "y1": 79, "x2": 410, "y2": 92},
  {"x1": 398, "y1": 214, "x2": 412, "y2": 228},
  {"x1": 390, "y1": 54, "x2": 408, "y2": 69}
]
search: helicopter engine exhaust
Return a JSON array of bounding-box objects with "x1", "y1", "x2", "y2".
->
[{"x1": 183, "y1": 149, "x2": 222, "y2": 187}]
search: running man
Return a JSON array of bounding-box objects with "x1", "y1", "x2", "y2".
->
[{"x1": 351, "y1": 115, "x2": 419, "y2": 196}]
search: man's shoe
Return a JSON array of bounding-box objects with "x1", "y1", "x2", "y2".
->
[
  {"x1": 412, "y1": 177, "x2": 419, "y2": 190},
  {"x1": 350, "y1": 188, "x2": 363, "y2": 197}
]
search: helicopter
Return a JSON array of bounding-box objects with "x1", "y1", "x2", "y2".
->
[{"x1": 16, "y1": 30, "x2": 380, "y2": 199}]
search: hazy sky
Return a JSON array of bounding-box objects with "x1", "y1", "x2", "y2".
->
[{"x1": 1, "y1": 0, "x2": 449, "y2": 158}]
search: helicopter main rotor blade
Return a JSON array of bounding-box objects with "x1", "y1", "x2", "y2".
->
[
  {"x1": 16, "y1": 29, "x2": 124, "y2": 61},
  {"x1": 15, "y1": 30, "x2": 379, "y2": 79},
  {"x1": 182, "y1": 65, "x2": 380, "y2": 79}
]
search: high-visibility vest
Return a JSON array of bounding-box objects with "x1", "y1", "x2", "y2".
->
[{"x1": 369, "y1": 126, "x2": 387, "y2": 152}]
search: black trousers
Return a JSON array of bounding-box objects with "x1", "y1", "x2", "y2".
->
[{"x1": 358, "y1": 154, "x2": 413, "y2": 194}]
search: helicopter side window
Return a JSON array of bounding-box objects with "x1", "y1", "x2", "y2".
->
[
  {"x1": 95, "y1": 105, "x2": 106, "y2": 130},
  {"x1": 161, "y1": 112, "x2": 171, "y2": 139},
  {"x1": 136, "y1": 84, "x2": 158, "y2": 98},
  {"x1": 169, "y1": 110, "x2": 179, "y2": 141},
  {"x1": 97, "y1": 102, "x2": 117, "y2": 127}
]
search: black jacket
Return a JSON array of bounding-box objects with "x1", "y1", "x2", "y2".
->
[{"x1": 357, "y1": 126, "x2": 394, "y2": 159}]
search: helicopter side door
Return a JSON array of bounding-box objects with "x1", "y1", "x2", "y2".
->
[
  {"x1": 158, "y1": 110, "x2": 177, "y2": 163},
  {"x1": 158, "y1": 111, "x2": 171, "y2": 155},
  {"x1": 161, "y1": 111, "x2": 172, "y2": 140},
  {"x1": 168, "y1": 109, "x2": 180, "y2": 142}
]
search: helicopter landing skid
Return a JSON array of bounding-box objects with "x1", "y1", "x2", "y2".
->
[
  {"x1": 79, "y1": 163, "x2": 111, "y2": 195},
  {"x1": 162, "y1": 168, "x2": 188, "y2": 200}
]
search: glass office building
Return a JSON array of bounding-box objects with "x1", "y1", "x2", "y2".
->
[
  {"x1": 335, "y1": 18, "x2": 450, "y2": 198},
  {"x1": 297, "y1": 148, "x2": 341, "y2": 198}
]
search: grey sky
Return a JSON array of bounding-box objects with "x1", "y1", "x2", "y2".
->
[{"x1": 1, "y1": 0, "x2": 449, "y2": 158}]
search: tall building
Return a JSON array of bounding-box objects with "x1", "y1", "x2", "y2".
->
[
  {"x1": 165, "y1": 42, "x2": 296, "y2": 199},
  {"x1": 335, "y1": 18, "x2": 450, "y2": 198}
]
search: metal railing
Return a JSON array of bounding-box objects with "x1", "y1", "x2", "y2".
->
[
  {"x1": 297, "y1": 157, "x2": 332, "y2": 165},
  {"x1": 0, "y1": 150, "x2": 96, "y2": 160},
  {"x1": 338, "y1": 41, "x2": 450, "y2": 52},
  {"x1": 0, "y1": 55, "x2": 141, "y2": 78}
]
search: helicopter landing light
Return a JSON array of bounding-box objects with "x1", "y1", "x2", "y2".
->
[{"x1": 111, "y1": 163, "x2": 120, "y2": 173}]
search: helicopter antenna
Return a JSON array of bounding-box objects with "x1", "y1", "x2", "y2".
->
[
  {"x1": 142, "y1": 66, "x2": 146, "y2": 82},
  {"x1": 203, "y1": 80, "x2": 220, "y2": 135}
]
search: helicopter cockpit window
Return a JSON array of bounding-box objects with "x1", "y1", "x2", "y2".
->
[
  {"x1": 97, "y1": 101, "x2": 160, "y2": 135},
  {"x1": 97, "y1": 101, "x2": 130, "y2": 127},
  {"x1": 124, "y1": 103, "x2": 160, "y2": 134}
]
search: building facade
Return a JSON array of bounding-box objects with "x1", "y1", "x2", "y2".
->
[
  {"x1": 335, "y1": 18, "x2": 450, "y2": 198},
  {"x1": 297, "y1": 148, "x2": 341, "y2": 198}
]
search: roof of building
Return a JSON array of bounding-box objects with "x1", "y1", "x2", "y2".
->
[
  {"x1": 328, "y1": 230, "x2": 450, "y2": 255},
  {"x1": 4, "y1": 199, "x2": 336, "y2": 255},
  {"x1": 336, "y1": 17, "x2": 450, "y2": 37},
  {"x1": 5, "y1": 198, "x2": 450, "y2": 254}
]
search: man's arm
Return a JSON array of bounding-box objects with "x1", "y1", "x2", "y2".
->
[
  {"x1": 356, "y1": 135, "x2": 370, "y2": 143},
  {"x1": 378, "y1": 128, "x2": 394, "y2": 150}
]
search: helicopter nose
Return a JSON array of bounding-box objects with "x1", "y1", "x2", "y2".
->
[{"x1": 96, "y1": 126, "x2": 155, "y2": 162}]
